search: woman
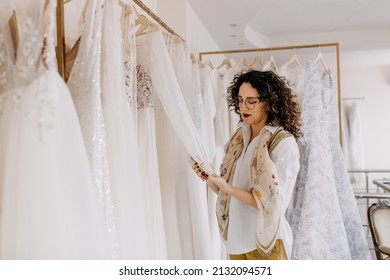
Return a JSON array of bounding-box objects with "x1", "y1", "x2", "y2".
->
[{"x1": 193, "y1": 70, "x2": 301, "y2": 260}]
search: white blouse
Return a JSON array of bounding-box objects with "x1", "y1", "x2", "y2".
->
[{"x1": 226, "y1": 123, "x2": 300, "y2": 258}]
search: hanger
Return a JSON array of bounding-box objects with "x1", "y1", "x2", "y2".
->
[
  {"x1": 118, "y1": 0, "x2": 131, "y2": 8},
  {"x1": 268, "y1": 55, "x2": 278, "y2": 72},
  {"x1": 204, "y1": 59, "x2": 214, "y2": 69},
  {"x1": 283, "y1": 53, "x2": 304, "y2": 70},
  {"x1": 248, "y1": 55, "x2": 264, "y2": 69},
  {"x1": 236, "y1": 56, "x2": 249, "y2": 70},
  {"x1": 190, "y1": 53, "x2": 198, "y2": 64},
  {"x1": 128, "y1": 5, "x2": 151, "y2": 36},
  {"x1": 216, "y1": 57, "x2": 232, "y2": 70},
  {"x1": 63, "y1": 36, "x2": 81, "y2": 81},
  {"x1": 8, "y1": 10, "x2": 19, "y2": 60},
  {"x1": 314, "y1": 51, "x2": 329, "y2": 71}
]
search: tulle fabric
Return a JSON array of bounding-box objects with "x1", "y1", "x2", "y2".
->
[
  {"x1": 148, "y1": 27, "x2": 211, "y2": 170},
  {"x1": 136, "y1": 25, "x2": 215, "y2": 259},
  {"x1": 136, "y1": 33, "x2": 168, "y2": 259},
  {"x1": 161, "y1": 34, "x2": 216, "y2": 259},
  {"x1": 0, "y1": 72, "x2": 109, "y2": 259}
]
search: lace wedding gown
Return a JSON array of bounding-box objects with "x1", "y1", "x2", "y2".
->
[
  {"x1": 290, "y1": 62, "x2": 371, "y2": 259},
  {"x1": 0, "y1": 0, "x2": 109, "y2": 259}
]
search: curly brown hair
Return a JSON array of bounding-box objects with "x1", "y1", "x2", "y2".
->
[{"x1": 227, "y1": 70, "x2": 302, "y2": 138}]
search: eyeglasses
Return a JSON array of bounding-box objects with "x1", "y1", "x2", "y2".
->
[{"x1": 235, "y1": 97, "x2": 260, "y2": 110}]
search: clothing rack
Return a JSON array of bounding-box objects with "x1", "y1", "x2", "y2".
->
[
  {"x1": 341, "y1": 97, "x2": 365, "y2": 101},
  {"x1": 55, "y1": 0, "x2": 184, "y2": 79},
  {"x1": 199, "y1": 42, "x2": 342, "y2": 144},
  {"x1": 132, "y1": 0, "x2": 184, "y2": 41}
]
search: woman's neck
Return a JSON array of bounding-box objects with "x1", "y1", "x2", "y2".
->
[{"x1": 250, "y1": 124, "x2": 265, "y2": 142}]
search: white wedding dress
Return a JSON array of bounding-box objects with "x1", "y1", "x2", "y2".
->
[
  {"x1": 67, "y1": 0, "x2": 118, "y2": 258},
  {"x1": 163, "y1": 34, "x2": 216, "y2": 259},
  {"x1": 0, "y1": 0, "x2": 109, "y2": 259},
  {"x1": 137, "y1": 25, "x2": 212, "y2": 259},
  {"x1": 100, "y1": 0, "x2": 151, "y2": 259}
]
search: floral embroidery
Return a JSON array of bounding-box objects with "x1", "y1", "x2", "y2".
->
[
  {"x1": 17, "y1": 18, "x2": 40, "y2": 80},
  {"x1": 255, "y1": 189, "x2": 262, "y2": 198}
]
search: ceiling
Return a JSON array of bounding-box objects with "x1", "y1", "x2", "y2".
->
[{"x1": 187, "y1": 0, "x2": 390, "y2": 51}]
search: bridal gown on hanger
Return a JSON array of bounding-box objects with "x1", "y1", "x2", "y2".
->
[
  {"x1": 279, "y1": 63, "x2": 305, "y2": 105},
  {"x1": 278, "y1": 62, "x2": 305, "y2": 223},
  {"x1": 0, "y1": 0, "x2": 109, "y2": 259},
  {"x1": 322, "y1": 67, "x2": 370, "y2": 259},
  {"x1": 262, "y1": 57, "x2": 279, "y2": 74},
  {"x1": 136, "y1": 27, "x2": 168, "y2": 259},
  {"x1": 100, "y1": 0, "x2": 151, "y2": 259},
  {"x1": 190, "y1": 59, "x2": 220, "y2": 259},
  {"x1": 67, "y1": 0, "x2": 117, "y2": 258},
  {"x1": 221, "y1": 62, "x2": 241, "y2": 135},
  {"x1": 163, "y1": 33, "x2": 215, "y2": 259},
  {"x1": 290, "y1": 62, "x2": 371, "y2": 259},
  {"x1": 137, "y1": 25, "x2": 212, "y2": 259},
  {"x1": 341, "y1": 101, "x2": 366, "y2": 190}
]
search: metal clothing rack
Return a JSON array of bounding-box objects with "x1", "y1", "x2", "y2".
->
[
  {"x1": 55, "y1": 0, "x2": 184, "y2": 79},
  {"x1": 199, "y1": 42, "x2": 342, "y2": 143},
  {"x1": 341, "y1": 97, "x2": 365, "y2": 101},
  {"x1": 132, "y1": 0, "x2": 184, "y2": 41}
]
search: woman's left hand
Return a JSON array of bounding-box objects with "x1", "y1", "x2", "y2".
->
[{"x1": 208, "y1": 175, "x2": 233, "y2": 194}]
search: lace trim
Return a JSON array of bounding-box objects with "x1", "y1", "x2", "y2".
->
[
  {"x1": 136, "y1": 65, "x2": 154, "y2": 109},
  {"x1": 121, "y1": 5, "x2": 137, "y2": 107}
]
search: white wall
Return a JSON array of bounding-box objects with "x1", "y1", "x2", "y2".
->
[
  {"x1": 157, "y1": 0, "x2": 186, "y2": 39},
  {"x1": 185, "y1": 1, "x2": 221, "y2": 56},
  {"x1": 341, "y1": 49, "x2": 390, "y2": 168}
]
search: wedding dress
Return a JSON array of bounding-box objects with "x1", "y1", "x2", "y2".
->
[
  {"x1": 0, "y1": 0, "x2": 109, "y2": 259},
  {"x1": 163, "y1": 33, "x2": 216, "y2": 259},
  {"x1": 137, "y1": 25, "x2": 212, "y2": 259},
  {"x1": 278, "y1": 62, "x2": 305, "y2": 223},
  {"x1": 279, "y1": 63, "x2": 305, "y2": 105},
  {"x1": 101, "y1": 0, "x2": 151, "y2": 259},
  {"x1": 290, "y1": 62, "x2": 371, "y2": 259},
  {"x1": 221, "y1": 62, "x2": 241, "y2": 135},
  {"x1": 341, "y1": 101, "x2": 366, "y2": 190},
  {"x1": 198, "y1": 64, "x2": 217, "y2": 164},
  {"x1": 67, "y1": 0, "x2": 117, "y2": 258}
]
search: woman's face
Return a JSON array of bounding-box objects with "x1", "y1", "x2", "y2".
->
[{"x1": 237, "y1": 82, "x2": 268, "y2": 129}]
